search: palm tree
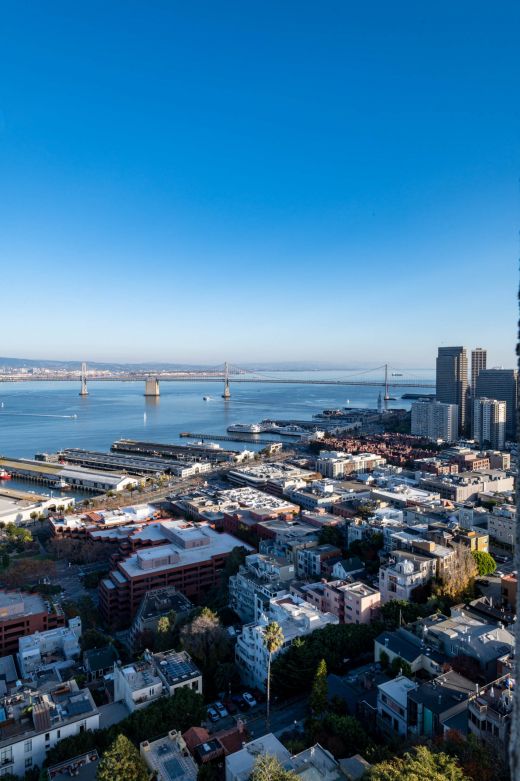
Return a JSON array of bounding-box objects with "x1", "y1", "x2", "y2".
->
[{"x1": 262, "y1": 621, "x2": 284, "y2": 731}]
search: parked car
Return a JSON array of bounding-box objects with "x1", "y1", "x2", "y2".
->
[
  {"x1": 231, "y1": 694, "x2": 247, "y2": 710},
  {"x1": 243, "y1": 692, "x2": 257, "y2": 708},
  {"x1": 207, "y1": 706, "x2": 219, "y2": 722},
  {"x1": 214, "y1": 701, "x2": 229, "y2": 718},
  {"x1": 495, "y1": 571, "x2": 504, "y2": 578}
]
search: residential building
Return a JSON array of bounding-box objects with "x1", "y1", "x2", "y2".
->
[
  {"x1": 379, "y1": 556, "x2": 436, "y2": 604},
  {"x1": 471, "y1": 348, "x2": 487, "y2": 392},
  {"x1": 140, "y1": 730, "x2": 198, "y2": 781},
  {"x1": 296, "y1": 543, "x2": 342, "y2": 578},
  {"x1": 436, "y1": 346, "x2": 468, "y2": 434},
  {"x1": 316, "y1": 451, "x2": 385, "y2": 478},
  {"x1": 407, "y1": 671, "x2": 474, "y2": 738},
  {"x1": 377, "y1": 675, "x2": 417, "y2": 737},
  {"x1": 419, "y1": 471, "x2": 514, "y2": 503},
  {"x1": 225, "y1": 734, "x2": 345, "y2": 781},
  {"x1": 235, "y1": 594, "x2": 338, "y2": 691},
  {"x1": 99, "y1": 521, "x2": 253, "y2": 628},
  {"x1": 0, "y1": 591, "x2": 65, "y2": 657},
  {"x1": 374, "y1": 628, "x2": 444, "y2": 677},
  {"x1": 501, "y1": 574, "x2": 517, "y2": 611},
  {"x1": 330, "y1": 557, "x2": 365, "y2": 580},
  {"x1": 472, "y1": 398, "x2": 506, "y2": 450},
  {"x1": 148, "y1": 649, "x2": 202, "y2": 696},
  {"x1": 129, "y1": 586, "x2": 193, "y2": 651},
  {"x1": 18, "y1": 617, "x2": 82, "y2": 679},
  {"x1": 113, "y1": 649, "x2": 201, "y2": 712},
  {"x1": 83, "y1": 644, "x2": 119, "y2": 683},
  {"x1": 411, "y1": 400, "x2": 459, "y2": 443},
  {"x1": 467, "y1": 677, "x2": 513, "y2": 758},
  {"x1": 475, "y1": 368, "x2": 518, "y2": 437},
  {"x1": 229, "y1": 553, "x2": 295, "y2": 623},
  {"x1": 418, "y1": 609, "x2": 515, "y2": 680},
  {"x1": 487, "y1": 504, "x2": 516, "y2": 549},
  {"x1": 0, "y1": 680, "x2": 98, "y2": 778},
  {"x1": 340, "y1": 581, "x2": 380, "y2": 624}
]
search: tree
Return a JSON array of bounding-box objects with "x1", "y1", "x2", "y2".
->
[
  {"x1": 250, "y1": 754, "x2": 297, "y2": 781},
  {"x1": 1, "y1": 558, "x2": 55, "y2": 588},
  {"x1": 367, "y1": 746, "x2": 469, "y2": 781},
  {"x1": 380, "y1": 600, "x2": 426, "y2": 628},
  {"x1": 310, "y1": 658, "x2": 328, "y2": 714},
  {"x1": 389, "y1": 657, "x2": 412, "y2": 678},
  {"x1": 181, "y1": 607, "x2": 230, "y2": 672},
  {"x1": 80, "y1": 628, "x2": 111, "y2": 652},
  {"x1": 263, "y1": 621, "x2": 284, "y2": 731},
  {"x1": 471, "y1": 551, "x2": 497, "y2": 576},
  {"x1": 318, "y1": 525, "x2": 345, "y2": 550},
  {"x1": 96, "y1": 734, "x2": 148, "y2": 781},
  {"x1": 307, "y1": 712, "x2": 370, "y2": 759},
  {"x1": 435, "y1": 545, "x2": 478, "y2": 601}
]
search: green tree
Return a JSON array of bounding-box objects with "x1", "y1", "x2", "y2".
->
[
  {"x1": 379, "y1": 650, "x2": 389, "y2": 670},
  {"x1": 180, "y1": 607, "x2": 230, "y2": 673},
  {"x1": 471, "y1": 551, "x2": 497, "y2": 576},
  {"x1": 263, "y1": 621, "x2": 284, "y2": 731},
  {"x1": 379, "y1": 599, "x2": 426, "y2": 628},
  {"x1": 97, "y1": 734, "x2": 148, "y2": 781},
  {"x1": 307, "y1": 712, "x2": 370, "y2": 759},
  {"x1": 80, "y1": 628, "x2": 111, "y2": 652},
  {"x1": 310, "y1": 658, "x2": 328, "y2": 714},
  {"x1": 250, "y1": 754, "x2": 297, "y2": 781},
  {"x1": 389, "y1": 657, "x2": 412, "y2": 679},
  {"x1": 367, "y1": 746, "x2": 469, "y2": 781},
  {"x1": 318, "y1": 525, "x2": 345, "y2": 550}
]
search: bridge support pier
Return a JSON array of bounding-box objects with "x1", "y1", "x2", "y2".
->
[{"x1": 144, "y1": 377, "x2": 160, "y2": 397}]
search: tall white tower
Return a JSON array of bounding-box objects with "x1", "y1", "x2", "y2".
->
[{"x1": 79, "y1": 362, "x2": 88, "y2": 397}]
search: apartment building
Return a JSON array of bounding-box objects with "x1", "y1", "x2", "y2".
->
[
  {"x1": 0, "y1": 681, "x2": 98, "y2": 778},
  {"x1": 411, "y1": 400, "x2": 459, "y2": 443},
  {"x1": 472, "y1": 398, "x2": 506, "y2": 450},
  {"x1": 99, "y1": 521, "x2": 253, "y2": 628},
  {"x1": 113, "y1": 649, "x2": 202, "y2": 712},
  {"x1": 0, "y1": 591, "x2": 65, "y2": 657},
  {"x1": 18, "y1": 617, "x2": 81, "y2": 679},
  {"x1": 229, "y1": 553, "x2": 295, "y2": 623},
  {"x1": 379, "y1": 556, "x2": 436, "y2": 604},
  {"x1": 235, "y1": 594, "x2": 338, "y2": 691}
]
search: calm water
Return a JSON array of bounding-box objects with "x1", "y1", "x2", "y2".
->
[{"x1": 0, "y1": 371, "x2": 434, "y2": 460}]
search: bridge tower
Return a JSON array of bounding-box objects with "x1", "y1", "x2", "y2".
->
[
  {"x1": 79, "y1": 362, "x2": 88, "y2": 397},
  {"x1": 383, "y1": 363, "x2": 390, "y2": 401},
  {"x1": 144, "y1": 377, "x2": 160, "y2": 397},
  {"x1": 222, "y1": 362, "x2": 231, "y2": 400}
]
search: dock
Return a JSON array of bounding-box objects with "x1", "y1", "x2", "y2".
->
[{"x1": 179, "y1": 432, "x2": 283, "y2": 445}]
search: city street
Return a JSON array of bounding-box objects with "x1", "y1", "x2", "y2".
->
[{"x1": 207, "y1": 695, "x2": 309, "y2": 740}]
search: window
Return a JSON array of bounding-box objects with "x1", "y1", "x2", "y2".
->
[
  {"x1": 45, "y1": 733, "x2": 50, "y2": 742},
  {"x1": 25, "y1": 758, "x2": 32, "y2": 769},
  {"x1": 24, "y1": 740, "x2": 32, "y2": 754}
]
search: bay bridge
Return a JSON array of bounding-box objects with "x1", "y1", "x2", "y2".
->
[{"x1": 2, "y1": 362, "x2": 435, "y2": 401}]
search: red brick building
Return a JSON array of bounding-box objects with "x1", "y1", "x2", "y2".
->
[
  {"x1": 0, "y1": 590, "x2": 65, "y2": 656},
  {"x1": 99, "y1": 521, "x2": 252, "y2": 629}
]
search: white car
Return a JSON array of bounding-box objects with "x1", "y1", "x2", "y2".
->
[
  {"x1": 243, "y1": 692, "x2": 257, "y2": 708},
  {"x1": 214, "y1": 701, "x2": 229, "y2": 718}
]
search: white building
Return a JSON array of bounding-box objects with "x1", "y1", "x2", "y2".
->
[
  {"x1": 473, "y1": 398, "x2": 506, "y2": 450},
  {"x1": 113, "y1": 649, "x2": 202, "y2": 712},
  {"x1": 0, "y1": 680, "x2": 98, "y2": 778},
  {"x1": 488, "y1": 504, "x2": 516, "y2": 548},
  {"x1": 18, "y1": 617, "x2": 82, "y2": 678},
  {"x1": 141, "y1": 730, "x2": 198, "y2": 781},
  {"x1": 379, "y1": 557, "x2": 435, "y2": 604},
  {"x1": 229, "y1": 553, "x2": 295, "y2": 623},
  {"x1": 377, "y1": 675, "x2": 417, "y2": 737},
  {"x1": 235, "y1": 594, "x2": 338, "y2": 691},
  {"x1": 411, "y1": 400, "x2": 459, "y2": 443},
  {"x1": 316, "y1": 451, "x2": 386, "y2": 478}
]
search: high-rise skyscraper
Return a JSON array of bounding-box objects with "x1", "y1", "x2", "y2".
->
[
  {"x1": 411, "y1": 400, "x2": 459, "y2": 443},
  {"x1": 436, "y1": 346, "x2": 468, "y2": 434},
  {"x1": 475, "y1": 368, "x2": 518, "y2": 438},
  {"x1": 471, "y1": 347, "x2": 487, "y2": 392},
  {"x1": 472, "y1": 398, "x2": 506, "y2": 450}
]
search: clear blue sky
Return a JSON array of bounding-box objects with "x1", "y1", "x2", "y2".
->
[{"x1": 0, "y1": 1, "x2": 518, "y2": 367}]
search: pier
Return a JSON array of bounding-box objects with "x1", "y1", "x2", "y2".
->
[{"x1": 179, "y1": 432, "x2": 283, "y2": 445}]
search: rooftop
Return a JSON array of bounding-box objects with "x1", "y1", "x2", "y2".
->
[{"x1": 150, "y1": 650, "x2": 201, "y2": 687}]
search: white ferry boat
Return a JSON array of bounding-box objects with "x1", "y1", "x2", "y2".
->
[{"x1": 227, "y1": 423, "x2": 263, "y2": 434}]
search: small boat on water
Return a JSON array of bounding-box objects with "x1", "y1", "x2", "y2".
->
[
  {"x1": 203, "y1": 396, "x2": 211, "y2": 401},
  {"x1": 0, "y1": 469, "x2": 11, "y2": 480}
]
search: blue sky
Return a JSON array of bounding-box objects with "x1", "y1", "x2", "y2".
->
[{"x1": 0, "y1": 1, "x2": 518, "y2": 367}]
